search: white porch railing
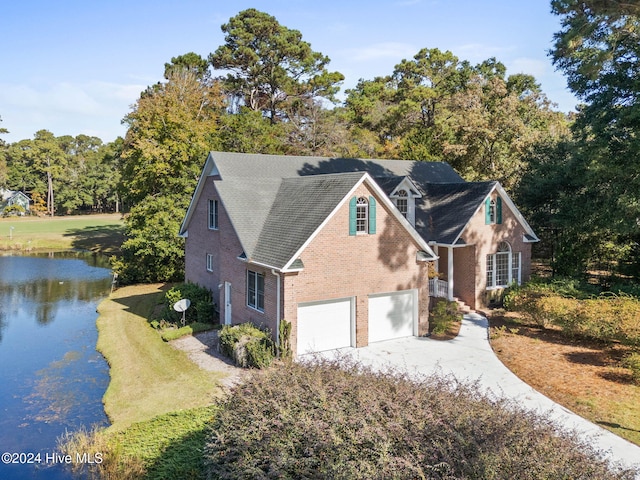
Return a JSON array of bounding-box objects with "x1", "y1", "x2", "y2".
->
[{"x1": 429, "y1": 278, "x2": 449, "y2": 298}]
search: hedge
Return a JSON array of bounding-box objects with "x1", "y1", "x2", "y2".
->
[
  {"x1": 504, "y1": 285, "x2": 640, "y2": 347},
  {"x1": 205, "y1": 359, "x2": 635, "y2": 479}
]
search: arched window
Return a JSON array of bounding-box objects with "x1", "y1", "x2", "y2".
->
[
  {"x1": 486, "y1": 241, "x2": 520, "y2": 288},
  {"x1": 356, "y1": 197, "x2": 368, "y2": 233},
  {"x1": 395, "y1": 189, "x2": 408, "y2": 218}
]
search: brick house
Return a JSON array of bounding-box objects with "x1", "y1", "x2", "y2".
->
[{"x1": 179, "y1": 152, "x2": 537, "y2": 356}]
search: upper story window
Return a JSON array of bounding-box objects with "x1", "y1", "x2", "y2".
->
[
  {"x1": 485, "y1": 197, "x2": 502, "y2": 225},
  {"x1": 349, "y1": 195, "x2": 376, "y2": 235},
  {"x1": 208, "y1": 199, "x2": 218, "y2": 230},
  {"x1": 356, "y1": 197, "x2": 368, "y2": 233},
  {"x1": 395, "y1": 189, "x2": 408, "y2": 218}
]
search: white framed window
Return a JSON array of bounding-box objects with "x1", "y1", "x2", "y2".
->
[
  {"x1": 356, "y1": 197, "x2": 368, "y2": 233},
  {"x1": 487, "y1": 241, "x2": 520, "y2": 288},
  {"x1": 206, "y1": 253, "x2": 214, "y2": 272},
  {"x1": 208, "y1": 199, "x2": 218, "y2": 230},
  {"x1": 512, "y1": 251, "x2": 521, "y2": 285},
  {"x1": 395, "y1": 189, "x2": 408, "y2": 218},
  {"x1": 247, "y1": 270, "x2": 265, "y2": 312},
  {"x1": 488, "y1": 199, "x2": 496, "y2": 224}
]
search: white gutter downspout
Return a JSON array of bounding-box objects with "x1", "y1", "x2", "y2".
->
[
  {"x1": 271, "y1": 269, "x2": 281, "y2": 346},
  {"x1": 447, "y1": 246, "x2": 454, "y2": 301}
]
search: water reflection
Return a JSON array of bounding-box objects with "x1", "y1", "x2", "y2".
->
[{"x1": 0, "y1": 253, "x2": 112, "y2": 480}]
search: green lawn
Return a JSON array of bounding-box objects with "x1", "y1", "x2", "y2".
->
[
  {"x1": 96, "y1": 283, "x2": 226, "y2": 430},
  {"x1": 0, "y1": 214, "x2": 124, "y2": 253},
  {"x1": 59, "y1": 283, "x2": 226, "y2": 479}
]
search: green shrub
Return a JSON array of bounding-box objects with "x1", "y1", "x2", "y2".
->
[
  {"x1": 2, "y1": 204, "x2": 26, "y2": 217},
  {"x1": 505, "y1": 281, "x2": 640, "y2": 346},
  {"x1": 622, "y1": 352, "x2": 640, "y2": 385},
  {"x1": 206, "y1": 359, "x2": 635, "y2": 479},
  {"x1": 430, "y1": 300, "x2": 461, "y2": 335},
  {"x1": 160, "y1": 322, "x2": 215, "y2": 342},
  {"x1": 218, "y1": 323, "x2": 274, "y2": 368},
  {"x1": 536, "y1": 295, "x2": 580, "y2": 329},
  {"x1": 504, "y1": 283, "x2": 553, "y2": 327},
  {"x1": 164, "y1": 283, "x2": 215, "y2": 325},
  {"x1": 277, "y1": 319, "x2": 292, "y2": 360}
]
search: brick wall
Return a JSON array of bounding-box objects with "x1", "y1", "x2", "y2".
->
[
  {"x1": 283, "y1": 182, "x2": 430, "y2": 356},
  {"x1": 460, "y1": 191, "x2": 533, "y2": 307},
  {"x1": 452, "y1": 245, "x2": 476, "y2": 307},
  {"x1": 186, "y1": 177, "x2": 431, "y2": 357},
  {"x1": 184, "y1": 177, "x2": 279, "y2": 333}
]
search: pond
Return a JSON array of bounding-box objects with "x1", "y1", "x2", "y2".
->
[{"x1": 0, "y1": 253, "x2": 113, "y2": 479}]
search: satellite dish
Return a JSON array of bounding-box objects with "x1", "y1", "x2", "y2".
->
[{"x1": 173, "y1": 298, "x2": 191, "y2": 326}]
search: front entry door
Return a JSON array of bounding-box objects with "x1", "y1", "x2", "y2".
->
[{"x1": 224, "y1": 282, "x2": 232, "y2": 325}]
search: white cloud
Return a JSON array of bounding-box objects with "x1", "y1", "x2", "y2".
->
[
  {"x1": 506, "y1": 57, "x2": 549, "y2": 78},
  {"x1": 0, "y1": 80, "x2": 145, "y2": 142},
  {"x1": 343, "y1": 42, "x2": 418, "y2": 62},
  {"x1": 454, "y1": 43, "x2": 516, "y2": 63}
]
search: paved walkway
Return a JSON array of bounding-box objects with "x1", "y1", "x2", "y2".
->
[{"x1": 316, "y1": 313, "x2": 640, "y2": 474}]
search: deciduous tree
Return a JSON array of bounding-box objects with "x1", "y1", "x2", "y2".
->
[
  {"x1": 117, "y1": 65, "x2": 224, "y2": 282},
  {"x1": 120, "y1": 69, "x2": 223, "y2": 203},
  {"x1": 0, "y1": 116, "x2": 7, "y2": 187}
]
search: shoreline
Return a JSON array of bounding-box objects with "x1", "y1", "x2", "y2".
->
[{"x1": 94, "y1": 283, "x2": 226, "y2": 430}]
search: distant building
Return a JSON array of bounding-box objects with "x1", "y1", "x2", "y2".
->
[{"x1": 0, "y1": 189, "x2": 30, "y2": 215}]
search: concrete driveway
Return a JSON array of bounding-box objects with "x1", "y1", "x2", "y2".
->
[{"x1": 316, "y1": 312, "x2": 640, "y2": 474}]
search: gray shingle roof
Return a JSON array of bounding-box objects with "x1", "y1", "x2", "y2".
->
[
  {"x1": 181, "y1": 152, "x2": 518, "y2": 268},
  {"x1": 200, "y1": 152, "x2": 465, "y2": 265},
  {"x1": 252, "y1": 173, "x2": 367, "y2": 268},
  {"x1": 211, "y1": 151, "x2": 464, "y2": 183},
  {"x1": 416, "y1": 181, "x2": 497, "y2": 244}
]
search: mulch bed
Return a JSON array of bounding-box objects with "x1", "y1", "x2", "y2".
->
[{"x1": 487, "y1": 310, "x2": 640, "y2": 445}]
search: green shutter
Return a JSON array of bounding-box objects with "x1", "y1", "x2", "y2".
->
[
  {"x1": 496, "y1": 197, "x2": 503, "y2": 224},
  {"x1": 369, "y1": 196, "x2": 377, "y2": 234},
  {"x1": 349, "y1": 197, "x2": 357, "y2": 236},
  {"x1": 485, "y1": 197, "x2": 491, "y2": 224}
]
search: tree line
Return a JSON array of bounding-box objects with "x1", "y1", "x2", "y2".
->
[
  {"x1": 2, "y1": 2, "x2": 639, "y2": 285},
  {"x1": 0, "y1": 128, "x2": 122, "y2": 215}
]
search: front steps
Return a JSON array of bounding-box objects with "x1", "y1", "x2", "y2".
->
[{"x1": 453, "y1": 297, "x2": 474, "y2": 315}]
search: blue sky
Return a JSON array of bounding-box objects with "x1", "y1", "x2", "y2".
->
[{"x1": 0, "y1": 0, "x2": 576, "y2": 144}]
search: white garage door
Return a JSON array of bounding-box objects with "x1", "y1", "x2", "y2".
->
[
  {"x1": 297, "y1": 298, "x2": 353, "y2": 355},
  {"x1": 368, "y1": 290, "x2": 416, "y2": 343}
]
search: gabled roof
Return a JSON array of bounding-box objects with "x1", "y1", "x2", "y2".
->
[
  {"x1": 180, "y1": 152, "x2": 444, "y2": 270},
  {"x1": 417, "y1": 182, "x2": 497, "y2": 244},
  {"x1": 179, "y1": 151, "x2": 463, "y2": 242},
  {"x1": 251, "y1": 173, "x2": 367, "y2": 269},
  {"x1": 180, "y1": 152, "x2": 536, "y2": 266},
  {"x1": 206, "y1": 151, "x2": 464, "y2": 183},
  {"x1": 417, "y1": 181, "x2": 539, "y2": 245},
  {"x1": 0, "y1": 189, "x2": 28, "y2": 202},
  {"x1": 374, "y1": 176, "x2": 422, "y2": 197}
]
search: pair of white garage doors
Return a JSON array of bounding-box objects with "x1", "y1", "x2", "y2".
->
[{"x1": 297, "y1": 290, "x2": 417, "y2": 356}]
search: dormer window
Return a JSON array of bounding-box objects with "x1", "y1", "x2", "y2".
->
[
  {"x1": 390, "y1": 179, "x2": 420, "y2": 227},
  {"x1": 395, "y1": 190, "x2": 408, "y2": 218}
]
